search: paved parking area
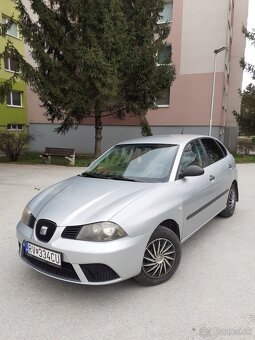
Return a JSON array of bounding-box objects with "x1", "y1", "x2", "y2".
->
[{"x1": 0, "y1": 164, "x2": 254, "y2": 340}]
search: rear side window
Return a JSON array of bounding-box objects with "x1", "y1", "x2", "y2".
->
[
  {"x1": 201, "y1": 138, "x2": 225, "y2": 165},
  {"x1": 216, "y1": 140, "x2": 228, "y2": 156}
]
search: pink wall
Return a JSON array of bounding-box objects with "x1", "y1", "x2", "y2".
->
[
  {"x1": 27, "y1": 87, "x2": 47, "y2": 124},
  {"x1": 148, "y1": 72, "x2": 224, "y2": 126}
]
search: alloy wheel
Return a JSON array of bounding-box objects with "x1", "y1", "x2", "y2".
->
[
  {"x1": 228, "y1": 187, "x2": 236, "y2": 212},
  {"x1": 142, "y1": 238, "x2": 176, "y2": 279}
]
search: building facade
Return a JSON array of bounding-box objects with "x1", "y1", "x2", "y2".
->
[
  {"x1": 26, "y1": 0, "x2": 248, "y2": 153},
  {"x1": 146, "y1": 0, "x2": 249, "y2": 151},
  {"x1": 0, "y1": 0, "x2": 27, "y2": 131}
]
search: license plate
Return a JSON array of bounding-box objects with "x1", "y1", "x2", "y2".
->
[{"x1": 24, "y1": 241, "x2": 62, "y2": 267}]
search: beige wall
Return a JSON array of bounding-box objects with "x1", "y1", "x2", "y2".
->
[{"x1": 180, "y1": 0, "x2": 229, "y2": 75}]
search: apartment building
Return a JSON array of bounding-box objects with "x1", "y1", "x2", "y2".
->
[
  {"x1": 26, "y1": 0, "x2": 248, "y2": 153},
  {"x1": 0, "y1": 0, "x2": 27, "y2": 131},
  {"x1": 146, "y1": 0, "x2": 249, "y2": 151}
]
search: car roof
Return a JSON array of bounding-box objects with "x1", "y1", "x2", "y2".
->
[{"x1": 117, "y1": 134, "x2": 211, "y2": 147}]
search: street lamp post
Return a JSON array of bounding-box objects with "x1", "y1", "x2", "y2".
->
[{"x1": 209, "y1": 46, "x2": 228, "y2": 136}]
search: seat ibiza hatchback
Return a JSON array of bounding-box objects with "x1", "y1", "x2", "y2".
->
[{"x1": 17, "y1": 135, "x2": 238, "y2": 286}]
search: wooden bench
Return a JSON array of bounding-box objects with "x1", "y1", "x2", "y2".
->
[{"x1": 40, "y1": 147, "x2": 75, "y2": 165}]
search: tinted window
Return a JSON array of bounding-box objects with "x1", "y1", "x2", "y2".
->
[
  {"x1": 201, "y1": 138, "x2": 224, "y2": 165},
  {"x1": 179, "y1": 139, "x2": 207, "y2": 173},
  {"x1": 216, "y1": 140, "x2": 227, "y2": 156}
]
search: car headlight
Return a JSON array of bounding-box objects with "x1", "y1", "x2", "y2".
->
[
  {"x1": 76, "y1": 222, "x2": 127, "y2": 242},
  {"x1": 21, "y1": 206, "x2": 31, "y2": 225}
]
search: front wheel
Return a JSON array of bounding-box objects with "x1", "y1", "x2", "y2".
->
[
  {"x1": 219, "y1": 184, "x2": 238, "y2": 218},
  {"x1": 135, "y1": 226, "x2": 181, "y2": 286}
]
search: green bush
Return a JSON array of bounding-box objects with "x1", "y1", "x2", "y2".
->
[
  {"x1": 237, "y1": 137, "x2": 253, "y2": 155},
  {"x1": 0, "y1": 130, "x2": 33, "y2": 161}
]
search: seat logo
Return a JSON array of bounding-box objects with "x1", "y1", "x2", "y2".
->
[{"x1": 40, "y1": 226, "x2": 48, "y2": 236}]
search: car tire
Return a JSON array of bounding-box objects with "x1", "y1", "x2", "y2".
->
[
  {"x1": 219, "y1": 183, "x2": 237, "y2": 218},
  {"x1": 135, "y1": 226, "x2": 181, "y2": 286}
]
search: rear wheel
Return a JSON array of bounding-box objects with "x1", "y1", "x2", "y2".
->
[
  {"x1": 135, "y1": 226, "x2": 181, "y2": 286},
  {"x1": 219, "y1": 184, "x2": 237, "y2": 218}
]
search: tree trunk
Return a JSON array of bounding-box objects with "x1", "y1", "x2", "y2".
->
[
  {"x1": 140, "y1": 112, "x2": 153, "y2": 136},
  {"x1": 94, "y1": 103, "x2": 102, "y2": 159}
]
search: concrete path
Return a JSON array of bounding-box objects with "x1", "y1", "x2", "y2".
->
[{"x1": 0, "y1": 164, "x2": 254, "y2": 340}]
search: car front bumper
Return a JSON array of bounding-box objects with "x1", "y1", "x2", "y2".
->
[{"x1": 16, "y1": 221, "x2": 151, "y2": 285}]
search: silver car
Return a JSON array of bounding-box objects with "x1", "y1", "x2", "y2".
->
[{"x1": 16, "y1": 135, "x2": 238, "y2": 286}]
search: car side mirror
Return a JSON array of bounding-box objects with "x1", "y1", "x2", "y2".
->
[{"x1": 179, "y1": 165, "x2": 204, "y2": 179}]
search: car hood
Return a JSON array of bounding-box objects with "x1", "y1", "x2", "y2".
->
[{"x1": 28, "y1": 176, "x2": 157, "y2": 226}]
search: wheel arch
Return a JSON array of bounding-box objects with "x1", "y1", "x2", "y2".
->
[
  {"x1": 158, "y1": 219, "x2": 180, "y2": 240},
  {"x1": 232, "y1": 180, "x2": 239, "y2": 201}
]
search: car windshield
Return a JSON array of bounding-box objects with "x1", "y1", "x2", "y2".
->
[{"x1": 82, "y1": 143, "x2": 179, "y2": 183}]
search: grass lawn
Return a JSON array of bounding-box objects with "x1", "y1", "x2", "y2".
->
[
  {"x1": 0, "y1": 152, "x2": 93, "y2": 167},
  {"x1": 233, "y1": 154, "x2": 255, "y2": 163}
]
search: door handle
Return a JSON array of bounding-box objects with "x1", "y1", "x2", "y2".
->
[
  {"x1": 229, "y1": 164, "x2": 232, "y2": 170},
  {"x1": 209, "y1": 175, "x2": 215, "y2": 182}
]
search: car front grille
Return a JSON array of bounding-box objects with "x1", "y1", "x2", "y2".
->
[
  {"x1": 23, "y1": 253, "x2": 80, "y2": 282},
  {"x1": 27, "y1": 214, "x2": 36, "y2": 229},
  {"x1": 61, "y1": 226, "x2": 82, "y2": 239},
  {"x1": 80, "y1": 263, "x2": 120, "y2": 282},
  {"x1": 35, "y1": 219, "x2": 57, "y2": 242}
]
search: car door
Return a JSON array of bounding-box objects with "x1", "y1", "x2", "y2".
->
[
  {"x1": 177, "y1": 139, "x2": 219, "y2": 240},
  {"x1": 200, "y1": 137, "x2": 233, "y2": 215}
]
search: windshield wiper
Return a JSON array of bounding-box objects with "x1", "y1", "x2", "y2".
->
[
  {"x1": 80, "y1": 172, "x2": 137, "y2": 182},
  {"x1": 106, "y1": 175, "x2": 138, "y2": 182},
  {"x1": 80, "y1": 172, "x2": 108, "y2": 179}
]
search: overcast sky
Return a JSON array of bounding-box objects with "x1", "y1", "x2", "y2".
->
[{"x1": 242, "y1": 0, "x2": 255, "y2": 89}]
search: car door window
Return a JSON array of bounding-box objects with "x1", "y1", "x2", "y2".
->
[
  {"x1": 201, "y1": 138, "x2": 225, "y2": 165},
  {"x1": 179, "y1": 140, "x2": 207, "y2": 172}
]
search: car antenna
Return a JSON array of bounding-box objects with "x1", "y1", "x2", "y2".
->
[{"x1": 180, "y1": 127, "x2": 184, "y2": 134}]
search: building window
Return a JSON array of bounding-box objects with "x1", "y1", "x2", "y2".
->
[
  {"x1": 7, "y1": 124, "x2": 23, "y2": 130},
  {"x1": 158, "y1": 0, "x2": 173, "y2": 23},
  {"x1": 156, "y1": 88, "x2": 170, "y2": 107},
  {"x1": 4, "y1": 56, "x2": 19, "y2": 72},
  {"x1": 7, "y1": 91, "x2": 23, "y2": 107},
  {"x1": 158, "y1": 44, "x2": 172, "y2": 64},
  {"x1": 2, "y1": 16, "x2": 19, "y2": 38}
]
